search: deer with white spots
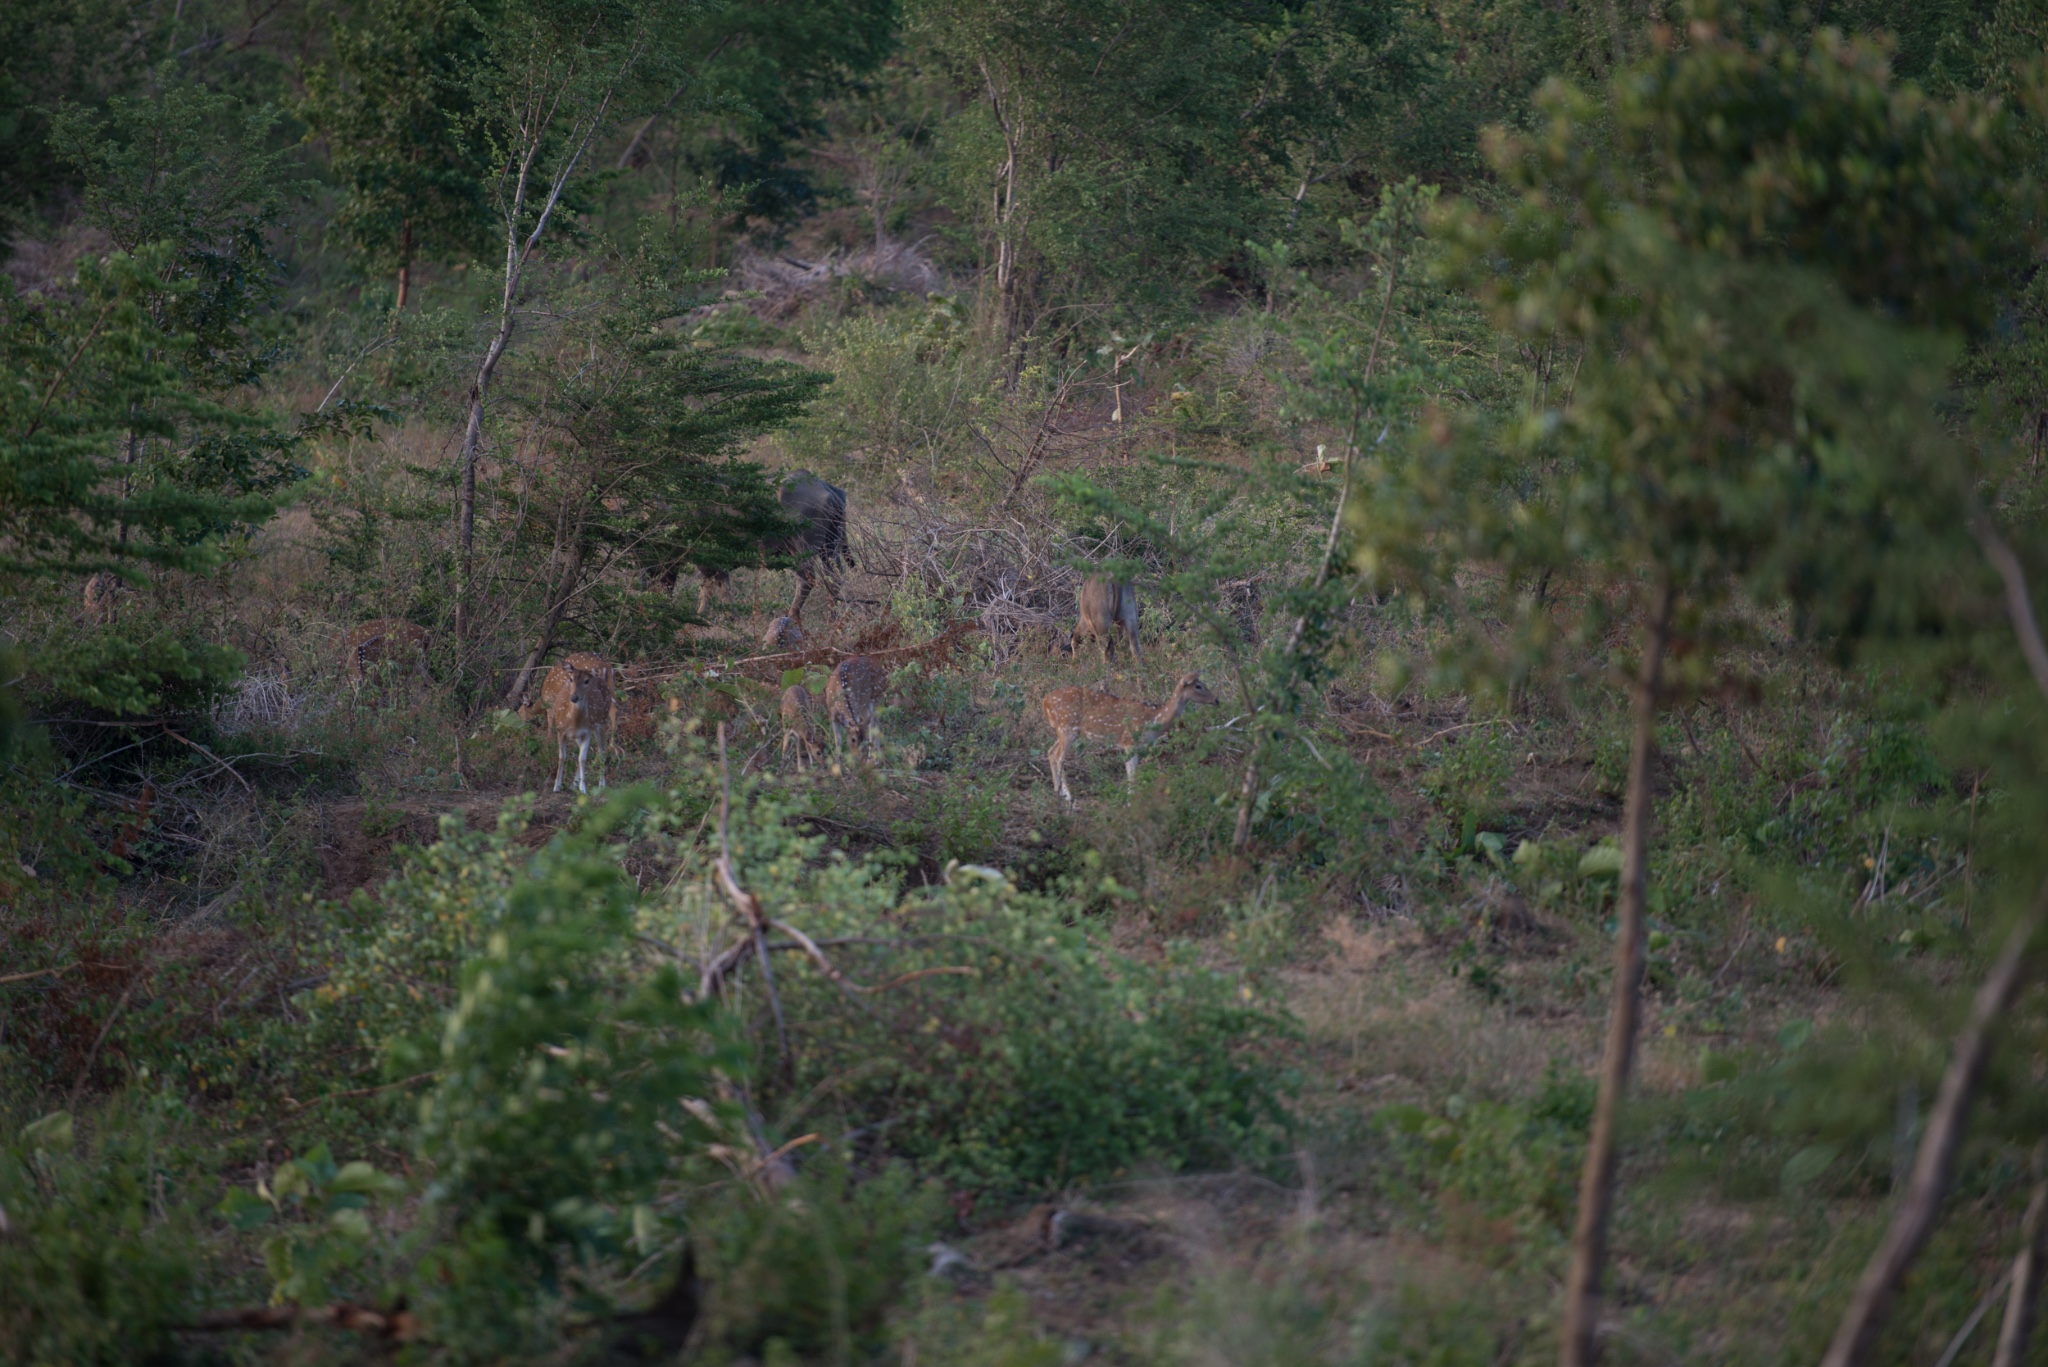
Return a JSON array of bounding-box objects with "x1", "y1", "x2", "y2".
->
[
  {"x1": 540, "y1": 651, "x2": 613, "y2": 793},
  {"x1": 780, "y1": 684, "x2": 821, "y2": 772},
  {"x1": 824, "y1": 656, "x2": 887, "y2": 770},
  {"x1": 1041, "y1": 672, "x2": 1218, "y2": 806}
]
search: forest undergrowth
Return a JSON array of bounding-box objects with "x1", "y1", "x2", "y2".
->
[{"x1": 7, "y1": 1, "x2": 2048, "y2": 1364}]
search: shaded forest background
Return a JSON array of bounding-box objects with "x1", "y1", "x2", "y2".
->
[{"x1": 9, "y1": 1, "x2": 2048, "y2": 1364}]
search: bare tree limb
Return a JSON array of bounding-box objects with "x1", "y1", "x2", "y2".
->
[
  {"x1": 1992, "y1": 1148, "x2": 2048, "y2": 1367},
  {"x1": 1970, "y1": 503, "x2": 2048, "y2": 699},
  {"x1": 1819, "y1": 883, "x2": 2045, "y2": 1367},
  {"x1": 1559, "y1": 577, "x2": 1672, "y2": 1367}
]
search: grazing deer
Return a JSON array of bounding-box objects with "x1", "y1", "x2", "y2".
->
[
  {"x1": 82, "y1": 571, "x2": 125, "y2": 625},
  {"x1": 824, "y1": 656, "x2": 888, "y2": 769},
  {"x1": 763, "y1": 615, "x2": 805, "y2": 650},
  {"x1": 1042, "y1": 672, "x2": 1219, "y2": 806},
  {"x1": 541, "y1": 651, "x2": 614, "y2": 793},
  {"x1": 344, "y1": 619, "x2": 430, "y2": 692},
  {"x1": 1073, "y1": 578, "x2": 1141, "y2": 667},
  {"x1": 780, "y1": 684, "x2": 821, "y2": 772}
]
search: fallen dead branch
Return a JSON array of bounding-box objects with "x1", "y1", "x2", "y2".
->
[
  {"x1": 183, "y1": 1301, "x2": 420, "y2": 1340},
  {"x1": 693, "y1": 726, "x2": 976, "y2": 1062}
]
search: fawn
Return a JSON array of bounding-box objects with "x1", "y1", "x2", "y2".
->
[
  {"x1": 540, "y1": 651, "x2": 614, "y2": 793},
  {"x1": 82, "y1": 571, "x2": 125, "y2": 625},
  {"x1": 824, "y1": 656, "x2": 887, "y2": 769},
  {"x1": 780, "y1": 684, "x2": 821, "y2": 772},
  {"x1": 1073, "y1": 578, "x2": 1141, "y2": 667},
  {"x1": 763, "y1": 615, "x2": 806, "y2": 650},
  {"x1": 344, "y1": 619, "x2": 429, "y2": 692},
  {"x1": 1042, "y1": 672, "x2": 1218, "y2": 806}
]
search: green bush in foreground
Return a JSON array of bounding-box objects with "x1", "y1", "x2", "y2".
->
[{"x1": 648, "y1": 768, "x2": 1300, "y2": 1195}]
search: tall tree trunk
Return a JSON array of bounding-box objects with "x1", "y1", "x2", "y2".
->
[
  {"x1": 1820, "y1": 893, "x2": 2043, "y2": 1367},
  {"x1": 1558, "y1": 579, "x2": 1672, "y2": 1367},
  {"x1": 452, "y1": 67, "x2": 631, "y2": 649},
  {"x1": 1993, "y1": 1154, "x2": 2048, "y2": 1367},
  {"x1": 395, "y1": 218, "x2": 413, "y2": 311},
  {"x1": 979, "y1": 58, "x2": 1023, "y2": 341},
  {"x1": 503, "y1": 536, "x2": 586, "y2": 707}
]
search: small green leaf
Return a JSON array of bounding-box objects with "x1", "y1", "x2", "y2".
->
[
  {"x1": 1781, "y1": 1143, "x2": 1840, "y2": 1194},
  {"x1": 218, "y1": 1187, "x2": 274, "y2": 1230},
  {"x1": 19, "y1": 1110, "x2": 73, "y2": 1152},
  {"x1": 328, "y1": 1207, "x2": 373, "y2": 1240},
  {"x1": 1379, "y1": 1103, "x2": 1430, "y2": 1135},
  {"x1": 1577, "y1": 843, "x2": 1624, "y2": 879},
  {"x1": 331, "y1": 1160, "x2": 404, "y2": 1197},
  {"x1": 1778, "y1": 1019, "x2": 1813, "y2": 1052}
]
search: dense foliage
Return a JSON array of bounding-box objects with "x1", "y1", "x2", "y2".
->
[{"x1": 8, "y1": 0, "x2": 2048, "y2": 1363}]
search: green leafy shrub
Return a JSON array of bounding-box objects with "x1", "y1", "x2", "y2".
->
[
  {"x1": 415, "y1": 794, "x2": 724, "y2": 1268},
  {"x1": 0, "y1": 1096, "x2": 201, "y2": 1366},
  {"x1": 307, "y1": 801, "x2": 542, "y2": 1067},
  {"x1": 216, "y1": 1142, "x2": 406, "y2": 1305},
  {"x1": 1418, "y1": 725, "x2": 1514, "y2": 841},
  {"x1": 652, "y1": 776, "x2": 1298, "y2": 1194},
  {"x1": 1379, "y1": 1064, "x2": 1592, "y2": 1249},
  {"x1": 695, "y1": 1158, "x2": 942, "y2": 1360}
]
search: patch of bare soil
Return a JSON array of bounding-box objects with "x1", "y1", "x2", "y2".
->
[{"x1": 317, "y1": 791, "x2": 572, "y2": 899}]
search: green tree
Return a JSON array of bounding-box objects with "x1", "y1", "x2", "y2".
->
[
  {"x1": 0, "y1": 0, "x2": 146, "y2": 248},
  {"x1": 305, "y1": 0, "x2": 499, "y2": 310},
  {"x1": 1353, "y1": 11, "x2": 2033, "y2": 1362},
  {"x1": 496, "y1": 229, "x2": 829, "y2": 704},
  {"x1": 907, "y1": 0, "x2": 1419, "y2": 335},
  {"x1": 51, "y1": 82, "x2": 303, "y2": 390},
  {"x1": 450, "y1": 0, "x2": 693, "y2": 647}
]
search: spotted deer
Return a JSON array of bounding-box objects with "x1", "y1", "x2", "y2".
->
[
  {"x1": 82, "y1": 571, "x2": 125, "y2": 625},
  {"x1": 344, "y1": 619, "x2": 430, "y2": 692},
  {"x1": 540, "y1": 651, "x2": 614, "y2": 793},
  {"x1": 1042, "y1": 672, "x2": 1219, "y2": 806},
  {"x1": 780, "y1": 684, "x2": 821, "y2": 772},
  {"x1": 824, "y1": 655, "x2": 887, "y2": 769},
  {"x1": 763, "y1": 615, "x2": 805, "y2": 650},
  {"x1": 1073, "y1": 578, "x2": 1141, "y2": 667}
]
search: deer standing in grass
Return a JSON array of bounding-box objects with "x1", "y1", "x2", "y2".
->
[
  {"x1": 540, "y1": 651, "x2": 613, "y2": 793},
  {"x1": 825, "y1": 656, "x2": 887, "y2": 770},
  {"x1": 780, "y1": 684, "x2": 821, "y2": 772},
  {"x1": 1073, "y1": 578, "x2": 1141, "y2": 667},
  {"x1": 1042, "y1": 672, "x2": 1218, "y2": 806},
  {"x1": 344, "y1": 619, "x2": 430, "y2": 694}
]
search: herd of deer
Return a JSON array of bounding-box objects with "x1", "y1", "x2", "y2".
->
[{"x1": 336, "y1": 573, "x2": 1214, "y2": 804}]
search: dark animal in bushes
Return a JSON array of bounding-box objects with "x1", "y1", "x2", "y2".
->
[
  {"x1": 82, "y1": 571, "x2": 125, "y2": 624},
  {"x1": 696, "y1": 472, "x2": 849, "y2": 620},
  {"x1": 1042, "y1": 672, "x2": 1217, "y2": 806},
  {"x1": 1074, "y1": 577, "x2": 1141, "y2": 666}
]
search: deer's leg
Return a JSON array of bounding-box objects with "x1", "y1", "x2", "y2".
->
[
  {"x1": 554, "y1": 730, "x2": 567, "y2": 792},
  {"x1": 595, "y1": 724, "x2": 607, "y2": 790},
  {"x1": 575, "y1": 732, "x2": 591, "y2": 793},
  {"x1": 789, "y1": 563, "x2": 813, "y2": 621}
]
